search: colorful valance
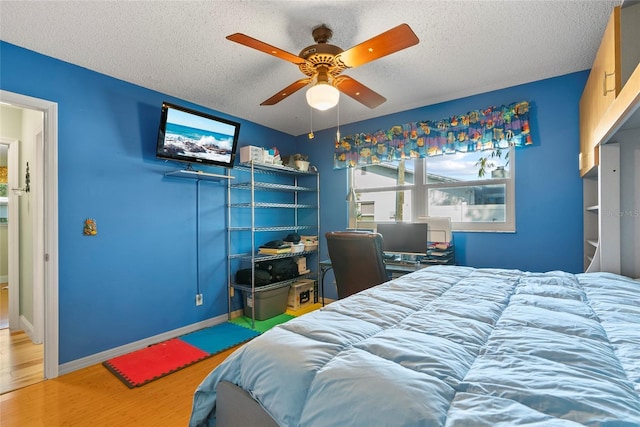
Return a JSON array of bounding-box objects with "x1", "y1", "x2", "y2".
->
[{"x1": 334, "y1": 101, "x2": 532, "y2": 169}]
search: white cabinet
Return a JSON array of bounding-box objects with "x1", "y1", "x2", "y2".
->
[
  {"x1": 583, "y1": 172, "x2": 598, "y2": 270},
  {"x1": 581, "y1": 2, "x2": 640, "y2": 276},
  {"x1": 583, "y1": 140, "x2": 640, "y2": 277},
  {"x1": 584, "y1": 144, "x2": 620, "y2": 273},
  {"x1": 617, "y1": 130, "x2": 640, "y2": 278}
]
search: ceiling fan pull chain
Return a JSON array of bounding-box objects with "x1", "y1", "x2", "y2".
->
[{"x1": 336, "y1": 102, "x2": 341, "y2": 142}]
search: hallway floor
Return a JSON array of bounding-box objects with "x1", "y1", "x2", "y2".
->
[
  {"x1": 1, "y1": 283, "x2": 7, "y2": 329},
  {"x1": 0, "y1": 285, "x2": 44, "y2": 394}
]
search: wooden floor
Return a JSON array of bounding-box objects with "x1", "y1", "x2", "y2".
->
[
  {"x1": 0, "y1": 329, "x2": 45, "y2": 394},
  {"x1": 0, "y1": 285, "x2": 45, "y2": 394},
  {"x1": 0, "y1": 284, "x2": 8, "y2": 329},
  {"x1": 0, "y1": 289, "x2": 314, "y2": 424},
  {"x1": 0, "y1": 344, "x2": 239, "y2": 426}
]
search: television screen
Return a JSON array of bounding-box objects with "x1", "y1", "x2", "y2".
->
[
  {"x1": 156, "y1": 102, "x2": 241, "y2": 169},
  {"x1": 376, "y1": 223, "x2": 429, "y2": 255}
]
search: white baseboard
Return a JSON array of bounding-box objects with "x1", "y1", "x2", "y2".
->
[
  {"x1": 19, "y1": 314, "x2": 38, "y2": 343},
  {"x1": 58, "y1": 313, "x2": 230, "y2": 376},
  {"x1": 0, "y1": 275, "x2": 8, "y2": 283}
]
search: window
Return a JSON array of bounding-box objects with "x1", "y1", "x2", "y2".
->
[{"x1": 349, "y1": 148, "x2": 514, "y2": 232}]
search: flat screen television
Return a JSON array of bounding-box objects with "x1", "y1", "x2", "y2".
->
[
  {"x1": 156, "y1": 102, "x2": 241, "y2": 169},
  {"x1": 376, "y1": 222, "x2": 429, "y2": 256}
]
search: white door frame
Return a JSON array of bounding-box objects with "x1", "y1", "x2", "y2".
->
[
  {"x1": 1, "y1": 90, "x2": 59, "y2": 379},
  {"x1": 1, "y1": 137, "x2": 20, "y2": 330},
  {"x1": 33, "y1": 130, "x2": 45, "y2": 344}
]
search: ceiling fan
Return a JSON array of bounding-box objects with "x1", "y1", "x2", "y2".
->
[{"x1": 226, "y1": 23, "x2": 419, "y2": 111}]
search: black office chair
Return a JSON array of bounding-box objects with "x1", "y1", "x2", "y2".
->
[{"x1": 325, "y1": 231, "x2": 388, "y2": 299}]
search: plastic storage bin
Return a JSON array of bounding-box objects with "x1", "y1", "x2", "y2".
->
[
  {"x1": 239, "y1": 145, "x2": 264, "y2": 164},
  {"x1": 242, "y1": 285, "x2": 290, "y2": 320}
]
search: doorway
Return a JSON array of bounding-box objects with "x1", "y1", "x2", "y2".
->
[
  {"x1": 0, "y1": 90, "x2": 59, "y2": 391},
  {"x1": 0, "y1": 130, "x2": 43, "y2": 392}
]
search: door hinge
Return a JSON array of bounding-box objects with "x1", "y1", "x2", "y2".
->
[{"x1": 44, "y1": 253, "x2": 50, "y2": 262}]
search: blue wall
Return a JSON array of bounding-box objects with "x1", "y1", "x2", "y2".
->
[
  {"x1": 300, "y1": 71, "x2": 588, "y2": 300},
  {"x1": 1, "y1": 42, "x2": 296, "y2": 363},
  {"x1": 1, "y1": 40, "x2": 587, "y2": 364}
]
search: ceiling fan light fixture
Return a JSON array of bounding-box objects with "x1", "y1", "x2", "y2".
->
[
  {"x1": 306, "y1": 82, "x2": 339, "y2": 111},
  {"x1": 229, "y1": 23, "x2": 418, "y2": 109}
]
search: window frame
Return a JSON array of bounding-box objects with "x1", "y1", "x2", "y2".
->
[{"x1": 348, "y1": 147, "x2": 515, "y2": 232}]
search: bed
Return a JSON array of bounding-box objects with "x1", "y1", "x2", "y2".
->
[{"x1": 189, "y1": 265, "x2": 640, "y2": 426}]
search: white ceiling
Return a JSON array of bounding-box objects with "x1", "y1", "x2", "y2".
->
[{"x1": 0, "y1": 0, "x2": 623, "y2": 136}]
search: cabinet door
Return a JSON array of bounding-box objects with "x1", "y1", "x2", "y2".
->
[{"x1": 579, "y1": 7, "x2": 621, "y2": 177}]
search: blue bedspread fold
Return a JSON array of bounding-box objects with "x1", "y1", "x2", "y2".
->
[{"x1": 190, "y1": 266, "x2": 640, "y2": 426}]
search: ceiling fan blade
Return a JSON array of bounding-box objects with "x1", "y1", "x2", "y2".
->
[
  {"x1": 260, "y1": 78, "x2": 311, "y2": 106},
  {"x1": 226, "y1": 33, "x2": 308, "y2": 65},
  {"x1": 335, "y1": 23, "x2": 419, "y2": 69},
  {"x1": 334, "y1": 75, "x2": 386, "y2": 109}
]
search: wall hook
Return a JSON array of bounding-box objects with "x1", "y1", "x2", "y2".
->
[
  {"x1": 24, "y1": 162, "x2": 30, "y2": 193},
  {"x1": 11, "y1": 162, "x2": 30, "y2": 196}
]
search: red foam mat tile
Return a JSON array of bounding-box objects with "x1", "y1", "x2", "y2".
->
[{"x1": 103, "y1": 338, "x2": 210, "y2": 388}]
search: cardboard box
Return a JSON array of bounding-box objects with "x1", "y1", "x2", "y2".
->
[
  {"x1": 288, "y1": 280, "x2": 315, "y2": 310},
  {"x1": 239, "y1": 145, "x2": 264, "y2": 164},
  {"x1": 242, "y1": 285, "x2": 290, "y2": 320},
  {"x1": 301, "y1": 235, "x2": 318, "y2": 252},
  {"x1": 295, "y1": 256, "x2": 308, "y2": 274}
]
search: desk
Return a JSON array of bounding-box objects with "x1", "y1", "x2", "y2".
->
[{"x1": 319, "y1": 260, "x2": 426, "y2": 306}]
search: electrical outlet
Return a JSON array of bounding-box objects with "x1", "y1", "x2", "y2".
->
[{"x1": 196, "y1": 294, "x2": 203, "y2": 306}]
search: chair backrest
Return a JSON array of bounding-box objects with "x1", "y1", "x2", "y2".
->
[{"x1": 325, "y1": 231, "x2": 388, "y2": 299}]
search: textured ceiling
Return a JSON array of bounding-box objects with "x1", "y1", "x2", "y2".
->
[{"x1": 0, "y1": 0, "x2": 623, "y2": 136}]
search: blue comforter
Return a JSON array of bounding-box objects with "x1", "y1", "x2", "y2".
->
[{"x1": 190, "y1": 266, "x2": 640, "y2": 426}]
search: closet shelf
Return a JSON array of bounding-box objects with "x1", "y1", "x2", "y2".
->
[
  {"x1": 231, "y1": 271, "x2": 317, "y2": 293},
  {"x1": 228, "y1": 250, "x2": 318, "y2": 261},
  {"x1": 227, "y1": 161, "x2": 321, "y2": 325},
  {"x1": 228, "y1": 225, "x2": 317, "y2": 233},
  {"x1": 165, "y1": 169, "x2": 234, "y2": 181},
  {"x1": 229, "y1": 202, "x2": 317, "y2": 209},
  {"x1": 230, "y1": 181, "x2": 316, "y2": 192},
  {"x1": 236, "y1": 162, "x2": 317, "y2": 176}
]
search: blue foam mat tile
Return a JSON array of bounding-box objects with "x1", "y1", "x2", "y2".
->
[{"x1": 179, "y1": 322, "x2": 260, "y2": 354}]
